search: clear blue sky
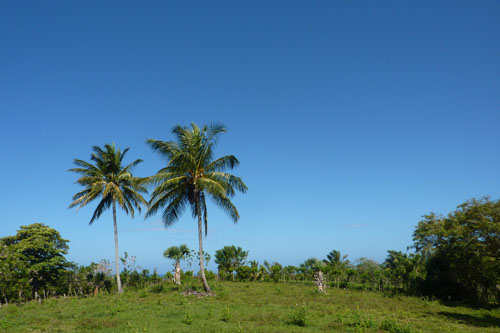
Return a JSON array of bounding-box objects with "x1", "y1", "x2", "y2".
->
[{"x1": 1, "y1": 1, "x2": 499, "y2": 273}]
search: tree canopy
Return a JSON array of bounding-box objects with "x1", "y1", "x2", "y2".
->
[
  {"x1": 164, "y1": 244, "x2": 191, "y2": 263},
  {"x1": 412, "y1": 197, "x2": 500, "y2": 303},
  {"x1": 0, "y1": 223, "x2": 69, "y2": 298},
  {"x1": 215, "y1": 245, "x2": 249, "y2": 275},
  {"x1": 69, "y1": 144, "x2": 148, "y2": 225}
]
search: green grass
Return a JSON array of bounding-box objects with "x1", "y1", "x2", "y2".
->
[{"x1": 0, "y1": 282, "x2": 499, "y2": 332}]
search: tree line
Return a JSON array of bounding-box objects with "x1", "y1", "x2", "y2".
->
[
  {"x1": 209, "y1": 197, "x2": 499, "y2": 304},
  {"x1": 1, "y1": 197, "x2": 498, "y2": 305},
  {"x1": 0, "y1": 223, "x2": 168, "y2": 304}
]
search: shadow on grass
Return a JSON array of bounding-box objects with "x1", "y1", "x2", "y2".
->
[
  {"x1": 438, "y1": 311, "x2": 500, "y2": 328},
  {"x1": 439, "y1": 300, "x2": 499, "y2": 310}
]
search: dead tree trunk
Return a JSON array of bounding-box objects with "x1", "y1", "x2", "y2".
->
[{"x1": 314, "y1": 271, "x2": 327, "y2": 293}]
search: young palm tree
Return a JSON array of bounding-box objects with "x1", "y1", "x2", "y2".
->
[
  {"x1": 323, "y1": 250, "x2": 350, "y2": 267},
  {"x1": 68, "y1": 143, "x2": 147, "y2": 293},
  {"x1": 146, "y1": 123, "x2": 247, "y2": 292},
  {"x1": 323, "y1": 250, "x2": 350, "y2": 288},
  {"x1": 163, "y1": 244, "x2": 191, "y2": 285}
]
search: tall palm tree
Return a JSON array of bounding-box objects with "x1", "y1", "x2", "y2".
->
[
  {"x1": 146, "y1": 123, "x2": 247, "y2": 292},
  {"x1": 163, "y1": 244, "x2": 191, "y2": 285},
  {"x1": 68, "y1": 143, "x2": 147, "y2": 293}
]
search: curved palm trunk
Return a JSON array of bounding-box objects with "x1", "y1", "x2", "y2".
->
[
  {"x1": 198, "y1": 212, "x2": 211, "y2": 292},
  {"x1": 113, "y1": 201, "x2": 123, "y2": 294}
]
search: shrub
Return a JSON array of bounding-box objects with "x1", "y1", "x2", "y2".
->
[
  {"x1": 380, "y1": 318, "x2": 413, "y2": 333},
  {"x1": 289, "y1": 307, "x2": 307, "y2": 327},
  {"x1": 149, "y1": 284, "x2": 164, "y2": 294},
  {"x1": 182, "y1": 271, "x2": 194, "y2": 278},
  {"x1": 235, "y1": 266, "x2": 252, "y2": 281},
  {"x1": 204, "y1": 270, "x2": 216, "y2": 280},
  {"x1": 163, "y1": 272, "x2": 173, "y2": 281},
  {"x1": 349, "y1": 311, "x2": 376, "y2": 329}
]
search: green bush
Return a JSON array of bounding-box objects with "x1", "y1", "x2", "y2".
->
[
  {"x1": 349, "y1": 311, "x2": 376, "y2": 329},
  {"x1": 235, "y1": 266, "x2": 252, "y2": 281},
  {"x1": 0, "y1": 318, "x2": 13, "y2": 329},
  {"x1": 204, "y1": 270, "x2": 216, "y2": 280},
  {"x1": 289, "y1": 307, "x2": 307, "y2": 327},
  {"x1": 380, "y1": 317, "x2": 413, "y2": 333},
  {"x1": 149, "y1": 284, "x2": 164, "y2": 294},
  {"x1": 182, "y1": 271, "x2": 194, "y2": 278}
]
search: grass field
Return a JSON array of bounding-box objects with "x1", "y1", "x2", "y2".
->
[{"x1": 0, "y1": 281, "x2": 499, "y2": 332}]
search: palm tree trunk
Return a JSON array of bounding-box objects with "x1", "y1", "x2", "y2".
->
[
  {"x1": 196, "y1": 196, "x2": 211, "y2": 292},
  {"x1": 175, "y1": 261, "x2": 181, "y2": 285},
  {"x1": 113, "y1": 201, "x2": 123, "y2": 294}
]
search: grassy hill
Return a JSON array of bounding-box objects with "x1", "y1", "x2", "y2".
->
[{"x1": 0, "y1": 281, "x2": 499, "y2": 332}]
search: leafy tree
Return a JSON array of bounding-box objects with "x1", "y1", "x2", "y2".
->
[
  {"x1": 355, "y1": 258, "x2": 382, "y2": 291},
  {"x1": 413, "y1": 197, "x2": 500, "y2": 302},
  {"x1": 68, "y1": 143, "x2": 148, "y2": 293},
  {"x1": 282, "y1": 265, "x2": 299, "y2": 281},
  {"x1": 215, "y1": 245, "x2": 249, "y2": 279},
  {"x1": 189, "y1": 249, "x2": 211, "y2": 269},
  {"x1": 146, "y1": 123, "x2": 247, "y2": 292},
  {"x1": 383, "y1": 250, "x2": 414, "y2": 290},
  {"x1": 0, "y1": 223, "x2": 69, "y2": 299},
  {"x1": 299, "y1": 258, "x2": 325, "y2": 278},
  {"x1": 247, "y1": 260, "x2": 261, "y2": 281},
  {"x1": 249, "y1": 260, "x2": 259, "y2": 268},
  {"x1": 164, "y1": 244, "x2": 191, "y2": 285},
  {"x1": 235, "y1": 266, "x2": 253, "y2": 281},
  {"x1": 83, "y1": 261, "x2": 113, "y2": 295},
  {"x1": 263, "y1": 260, "x2": 283, "y2": 282},
  {"x1": 0, "y1": 236, "x2": 30, "y2": 302}
]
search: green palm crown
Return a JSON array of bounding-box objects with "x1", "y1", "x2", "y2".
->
[
  {"x1": 146, "y1": 123, "x2": 248, "y2": 235},
  {"x1": 69, "y1": 143, "x2": 148, "y2": 224}
]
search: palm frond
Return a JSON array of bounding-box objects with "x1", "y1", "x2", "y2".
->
[
  {"x1": 210, "y1": 193, "x2": 240, "y2": 222},
  {"x1": 121, "y1": 158, "x2": 143, "y2": 174},
  {"x1": 146, "y1": 139, "x2": 181, "y2": 160},
  {"x1": 196, "y1": 178, "x2": 227, "y2": 198},
  {"x1": 69, "y1": 144, "x2": 147, "y2": 223},
  {"x1": 89, "y1": 197, "x2": 112, "y2": 225},
  {"x1": 205, "y1": 155, "x2": 239, "y2": 171},
  {"x1": 204, "y1": 172, "x2": 248, "y2": 194},
  {"x1": 146, "y1": 123, "x2": 245, "y2": 235},
  {"x1": 147, "y1": 173, "x2": 186, "y2": 186}
]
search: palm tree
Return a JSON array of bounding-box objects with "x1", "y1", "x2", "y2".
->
[
  {"x1": 164, "y1": 244, "x2": 191, "y2": 285},
  {"x1": 383, "y1": 250, "x2": 412, "y2": 290},
  {"x1": 323, "y1": 250, "x2": 350, "y2": 288},
  {"x1": 323, "y1": 250, "x2": 350, "y2": 267},
  {"x1": 68, "y1": 143, "x2": 147, "y2": 293},
  {"x1": 146, "y1": 123, "x2": 247, "y2": 292}
]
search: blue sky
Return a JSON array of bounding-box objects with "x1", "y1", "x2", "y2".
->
[{"x1": 1, "y1": 1, "x2": 499, "y2": 273}]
